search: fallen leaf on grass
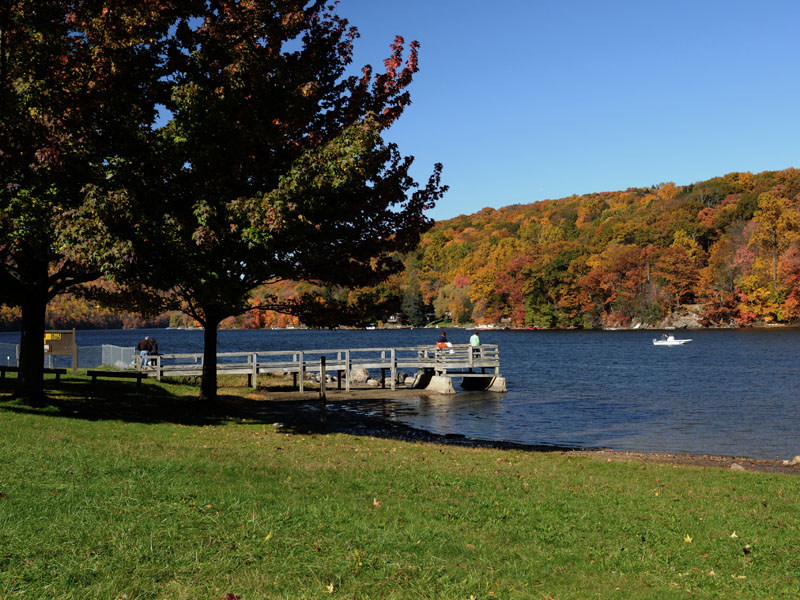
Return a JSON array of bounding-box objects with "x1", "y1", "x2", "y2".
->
[
  {"x1": 373, "y1": 497, "x2": 381, "y2": 506},
  {"x1": 730, "y1": 531, "x2": 738, "y2": 538},
  {"x1": 684, "y1": 534, "x2": 693, "y2": 543}
]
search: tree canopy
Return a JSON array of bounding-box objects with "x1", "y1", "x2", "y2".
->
[
  {"x1": 1, "y1": 1, "x2": 445, "y2": 402},
  {"x1": 83, "y1": 1, "x2": 446, "y2": 400},
  {"x1": 0, "y1": 0, "x2": 179, "y2": 400}
]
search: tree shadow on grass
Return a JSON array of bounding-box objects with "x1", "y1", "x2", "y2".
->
[
  {"x1": 0, "y1": 375, "x2": 431, "y2": 439},
  {"x1": 0, "y1": 376, "x2": 231, "y2": 426},
  {"x1": 0, "y1": 376, "x2": 400, "y2": 442},
  {"x1": 0, "y1": 374, "x2": 365, "y2": 434}
]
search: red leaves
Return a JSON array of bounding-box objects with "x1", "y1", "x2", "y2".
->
[
  {"x1": 383, "y1": 36, "x2": 405, "y2": 78},
  {"x1": 33, "y1": 146, "x2": 61, "y2": 167}
]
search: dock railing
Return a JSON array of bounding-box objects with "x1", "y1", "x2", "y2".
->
[{"x1": 139, "y1": 344, "x2": 500, "y2": 391}]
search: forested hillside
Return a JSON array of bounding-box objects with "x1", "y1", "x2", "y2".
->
[
  {"x1": 400, "y1": 168, "x2": 800, "y2": 328},
  {"x1": 4, "y1": 168, "x2": 800, "y2": 331}
]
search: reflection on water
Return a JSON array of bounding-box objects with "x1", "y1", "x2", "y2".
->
[{"x1": 2, "y1": 326, "x2": 800, "y2": 460}]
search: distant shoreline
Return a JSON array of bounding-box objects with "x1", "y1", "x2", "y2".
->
[{"x1": 2, "y1": 322, "x2": 799, "y2": 335}]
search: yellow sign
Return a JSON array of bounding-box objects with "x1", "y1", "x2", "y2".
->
[{"x1": 44, "y1": 333, "x2": 62, "y2": 341}]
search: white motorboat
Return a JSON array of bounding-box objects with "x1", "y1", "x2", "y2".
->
[{"x1": 653, "y1": 335, "x2": 692, "y2": 346}]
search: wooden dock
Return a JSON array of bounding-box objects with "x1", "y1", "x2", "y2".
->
[{"x1": 138, "y1": 344, "x2": 506, "y2": 394}]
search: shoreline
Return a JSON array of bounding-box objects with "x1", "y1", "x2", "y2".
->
[{"x1": 226, "y1": 389, "x2": 800, "y2": 476}]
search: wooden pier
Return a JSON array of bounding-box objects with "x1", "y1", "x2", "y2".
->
[{"x1": 139, "y1": 344, "x2": 506, "y2": 394}]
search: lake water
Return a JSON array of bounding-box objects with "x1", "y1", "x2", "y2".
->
[{"x1": 1, "y1": 327, "x2": 798, "y2": 461}]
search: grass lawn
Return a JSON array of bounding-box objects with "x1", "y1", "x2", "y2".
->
[{"x1": 1, "y1": 374, "x2": 799, "y2": 599}]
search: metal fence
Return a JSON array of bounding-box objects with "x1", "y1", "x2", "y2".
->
[
  {"x1": 101, "y1": 345, "x2": 136, "y2": 369},
  {"x1": 0, "y1": 343, "x2": 134, "y2": 369}
]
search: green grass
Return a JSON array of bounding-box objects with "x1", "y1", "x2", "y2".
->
[{"x1": 1, "y1": 376, "x2": 799, "y2": 599}]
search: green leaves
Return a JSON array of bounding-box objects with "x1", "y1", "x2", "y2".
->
[
  {"x1": 3, "y1": 1, "x2": 446, "y2": 400},
  {"x1": 1, "y1": 1, "x2": 192, "y2": 397},
  {"x1": 134, "y1": 5, "x2": 441, "y2": 322}
]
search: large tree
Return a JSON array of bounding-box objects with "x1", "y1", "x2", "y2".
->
[
  {"x1": 100, "y1": 1, "x2": 446, "y2": 401},
  {"x1": 0, "y1": 1, "x2": 179, "y2": 400}
]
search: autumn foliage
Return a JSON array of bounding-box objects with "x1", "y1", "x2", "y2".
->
[
  {"x1": 400, "y1": 168, "x2": 800, "y2": 328},
  {"x1": 6, "y1": 168, "x2": 800, "y2": 332}
]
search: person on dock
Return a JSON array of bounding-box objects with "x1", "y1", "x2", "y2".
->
[
  {"x1": 147, "y1": 338, "x2": 160, "y2": 366},
  {"x1": 470, "y1": 330, "x2": 481, "y2": 356},
  {"x1": 136, "y1": 336, "x2": 151, "y2": 368},
  {"x1": 436, "y1": 331, "x2": 448, "y2": 350}
]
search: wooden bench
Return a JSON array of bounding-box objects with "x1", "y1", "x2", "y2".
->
[
  {"x1": 86, "y1": 369, "x2": 146, "y2": 386},
  {"x1": 0, "y1": 365, "x2": 68, "y2": 381}
]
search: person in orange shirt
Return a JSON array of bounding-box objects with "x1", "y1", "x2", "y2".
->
[{"x1": 436, "y1": 331, "x2": 448, "y2": 350}]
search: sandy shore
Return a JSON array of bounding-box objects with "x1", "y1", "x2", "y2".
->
[{"x1": 224, "y1": 386, "x2": 800, "y2": 476}]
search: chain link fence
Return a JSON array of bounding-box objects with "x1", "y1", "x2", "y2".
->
[
  {"x1": 101, "y1": 345, "x2": 136, "y2": 369},
  {"x1": 0, "y1": 343, "x2": 134, "y2": 369}
]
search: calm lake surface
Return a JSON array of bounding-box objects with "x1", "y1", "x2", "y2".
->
[{"x1": 1, "y1": 327, "x2": 798, "y2": 460}]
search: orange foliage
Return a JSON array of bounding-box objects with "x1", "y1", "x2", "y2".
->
[
  {"x1": 9, "y1": 169, "x2": 800, "y2": 330},
  {"x1": 397, "y1": 167, "x2": 800, "y2": 328}
]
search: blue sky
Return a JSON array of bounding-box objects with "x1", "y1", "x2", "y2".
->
[{"x1": 338, "y1": 0, "x2": 800, "y2": 221}]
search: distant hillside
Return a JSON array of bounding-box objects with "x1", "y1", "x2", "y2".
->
[
  {"x1": 4, "y1": 168, "x2": 800, "y2": 331},
  {"x1": 398, "y1": 168, "x2": 800, "y2": 328}
]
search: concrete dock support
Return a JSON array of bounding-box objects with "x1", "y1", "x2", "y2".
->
[
  {"x1": 485, "y1": 376, "x2": 507, "y2": 393},
  {"x1": 425, "y1": 375, "x2": 457, "y2": 394}
]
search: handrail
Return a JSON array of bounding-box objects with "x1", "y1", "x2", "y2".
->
[{"x1": 141, "y1": 344, "x2": 501, "y2": 391}]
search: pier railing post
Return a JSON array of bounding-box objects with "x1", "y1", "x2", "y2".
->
[
  {"x1": 390, "y1": 348, "x2": 396, "y2": 391},
  {"x1": 299, "y1": 351, "x2": 305, "y2": 392},
  {"x1": 319, "y1": 356, "x2": 327, "y2": 425},
  {"x1": 251, "y1": 352, "x2": 257, "y2": 389},
  {"x1": 345, "y1": 350, "x2": 351, "y2": 392}
]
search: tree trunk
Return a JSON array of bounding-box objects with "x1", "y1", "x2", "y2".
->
[
  {"x1": 16, "y1": 279, "x2": 48, "y2": 403},
  {"x1": 772, "y1": 246, "x2": 777, "y2": 288},
  {"x1": 200, "y1": 314, "x2": 220, "y2": 402}
]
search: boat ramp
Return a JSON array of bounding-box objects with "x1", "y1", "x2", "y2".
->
[{"x1": 140, "y1": 343, "x2": 506, "y2": 394}]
